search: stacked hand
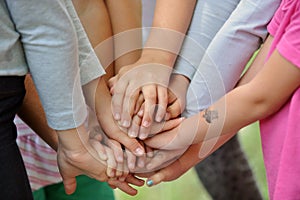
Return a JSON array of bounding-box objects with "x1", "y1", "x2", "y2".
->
[
  {"x1": 79, "y1": 59, "x2": 200, "y2": 196},
  {"x1": 102, "y1": 61, "x2": 195, "y2": 194}
]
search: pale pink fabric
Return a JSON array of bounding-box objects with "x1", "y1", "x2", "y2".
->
[
  {"x1": 15, "y1": 116, "x2": 61, "y2": 191},
  {"x1": 261, "y1": 0, "x2": 300, "y2": 199}
]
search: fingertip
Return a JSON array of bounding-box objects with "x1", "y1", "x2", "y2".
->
[
  {"x1": 142, "y1": 120, "x2": 150, "y2": 128},
  {"x1": 116, "y1": 155, "x2": 124, "y2": 163},
  {"x1": 146, "y1": 173, "x2": 163, "y2": 187},
  {"x1": 134, "y1": 147, "x2": 144, "y2": 157},
  {"x1": 114, "y1": 113, "x2": 121, "y2": 121},
  {"x1": 121, "y1": 120, "x2": 131, "y2": 128},
  {"x1": 63, "y1": 179, "x2": 77, "y2": 195},
  {"x1": 100, "y1": 152, "x2": 108, "y2": 161},
  {"x1": 128, "y1": 130, "x2": 137, "y2": 138},
  {"x1": 155, "y1": 114, "x2": 164, "y2": 123},
  {"x1": 146, "y1": 179, "x2": 154, "y2": 187},
  {"x1": 137, "y1": 109, "x2": 144, "y2": 117}
]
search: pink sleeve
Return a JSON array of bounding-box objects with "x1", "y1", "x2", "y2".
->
[
  {"x1": 277, "y1": 7, "x2": 300, "y2": 68},
  {"x1": 267, "y1": 1, "x2": 284, "y2": 36}
]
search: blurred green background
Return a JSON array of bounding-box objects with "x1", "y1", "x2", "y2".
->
[{"x1": 114, "y1": 122, "x2": 268, "y2": 200}]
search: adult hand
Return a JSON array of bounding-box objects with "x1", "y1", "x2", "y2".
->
[
  {"x1": 56, "y1": 124, "x2": 108, "y2": 195},
  {"x1": 91, "y1": 77, "x2": 145, "y2": 156}
]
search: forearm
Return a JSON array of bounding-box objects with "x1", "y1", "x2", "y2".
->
[
  {"x1": 105, "y1": 0, "x2": 142, "y2": 73},
  {"x1": 147, "y1": 50, "x2": 300, "y2": 150},
  {"x1": 18, "y1": 75, "x2": 58, "y2": 151},
  {"x1": 6, "y1": 0, "x2": 87, "y2": 130},
  {"x1": 69, "y1": 0, "x2": 108, "y2": 85},
  {"x1": 142, "y1": 0, "x2": 197, "y2": 67},
  {"x1": 94, "y1": 78, "x2": 119, "y2": 133},
  {"x1": 193, "y1": 51, "x2": 300, "y2": 144},
  {"x1": 237, "y1": 35, "x2": 274, "y2": 86}
]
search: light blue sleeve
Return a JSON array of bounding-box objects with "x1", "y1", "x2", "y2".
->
[
  {"x1": 184, "y1": 0, "x2": 281, "y2": 116},
  {"x1": 65, "y1": 1, "x2": 106, "y2": 86},
  {"x1": 6, "y1": 0, "x2": 87, "y2": 130},
  {"x1": 173, "y1": 0, "x2": 240, "y2": 80}
]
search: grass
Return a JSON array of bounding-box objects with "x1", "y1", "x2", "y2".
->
[{"x1": 114, "y1": 122, "x2": 269, "y2": 200}]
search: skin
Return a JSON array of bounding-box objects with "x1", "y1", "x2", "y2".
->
[
  {"x1": 18, "y1": 0, "x2": 144, "y2": 195},
  {"x1": 140, "y1": 35, "x2": 300, "y2": 185},
  {"x1": 109, "y1": 0, "x2": 197, "y2": 137}
]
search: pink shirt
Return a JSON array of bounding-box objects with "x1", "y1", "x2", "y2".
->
[{"x1": 261, "y1": 0, "x2": 300, "y2": 199}]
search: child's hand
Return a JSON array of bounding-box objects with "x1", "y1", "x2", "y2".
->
[
  {"x1": 108, "y1": 174, "x2": 145, "y2": 196},
  {"x1": 144, "y1": 114, "x2": 200, "y2": 150},
  {"x1": 144, "y1": 132, "x2": 234, "y2": 186},
  {"x1": 109, "y1": 62, "x2": 173, "y2": 129},
  {"x1": 166, "y1": 74, "x2": 190, "y2": 119},
  {"x1": 127, "y1": 111, "x2": 185, "y2": 140},
  {"x1": 144, "y1": 148, "x2": 187, "y2": 172}
]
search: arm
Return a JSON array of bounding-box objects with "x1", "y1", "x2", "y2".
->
[
  {"x1": 144, "y1": 48, "x2": 300, "y2": 185},
  {"x1": 237, "y1": 35, "x2": 274, "y2": 86},
  {"x1": 104, "y1": 0, "x2": 142, "y2": 73},
  {"x1": 146, "y1": 49, "x2": 300, "y2": 150},
  {"x1": 18, "y1": 75, "x2": 58, "y2": 151},
  {"x1": 110, "y1": 0, "x2": 197, "y2": 134},
  {"x1": 141, "y1": 0, "x2": 197, "y2": 66},
  {"x1": 6, "y1": 0, "x2": 109, "y2": 194}
]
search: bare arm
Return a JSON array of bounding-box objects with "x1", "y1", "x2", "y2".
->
[
  {"x1": 237, "y1": 35, "x2": 274, "y2": 86},
  {"x1": 144, "y1": 48, "x2": 300, "y2": 186},
  {"x1": 141, "y1": 0, "x2": 197, "y2": 67},
  {"x1": 104, "y1": 0, "x2": 142, "y2": 73},
  {"x1": 146, "y1": 49, "x2": 300, "y2": 150}
]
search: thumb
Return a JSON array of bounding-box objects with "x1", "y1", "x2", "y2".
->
[
  {"x1": 146, "y1": 160, "x2": 182, "y2": 187},
  {"x1": 166, "y1": 100, "x2": 183, "y2": 119},
  {"x1": 62, "y1": 177, "x2": 77, "y2": 195}
]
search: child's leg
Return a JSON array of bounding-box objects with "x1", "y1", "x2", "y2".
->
[{"x1": 0, "y1": 76, "x2": 33, "y2": 200}]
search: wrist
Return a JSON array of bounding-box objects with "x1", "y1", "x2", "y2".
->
[
  {"x1": 56, "y1": 124, "x2": 89, "y2": 152},
  {"x1": 140, "y1": 49, "x2": 176, "y2": 68}
]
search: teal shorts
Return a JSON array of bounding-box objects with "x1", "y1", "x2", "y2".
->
[{"x1": 33, "y1": 175, "x2": 115, "y2": 200}]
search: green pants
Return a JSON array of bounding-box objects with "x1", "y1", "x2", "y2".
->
[{"x1": 33, "y1": 175, "x2": 115, "y2": 200}]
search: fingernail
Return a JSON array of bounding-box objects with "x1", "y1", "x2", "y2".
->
[
  {"x1": 155, "y1": 115, "x2": 163, "y2": 122},
  {"x1": 114, "y1": 113, "x2": 120, "y2": 120},
  {"x1": 122, "y1": 120, "x2": 130, "y2": 127},
  {"x1": 138, "y1": 160, "x2": 145, "y2": 168},
  {"x1": 108, "y1": 170, "x2": 115, "y2": 178},
  {"x1": 100, "y1": 153, "x2": 108, "y2": 161},
  {"x1": 138, "y1": 110, "x2": 144, "y2": 117},
  {"x1": 128, "y1": 163, "x2": 135, "y2": 171},
  {"x1": 117, "y1": 156, "x2": 123, "y2": 163},
  {"x1": 146, "y1": 163, "x2": 153, "y2": 170},
  {"x1": 146, "y1": 180, "x2": 153, "y2": 187},
  {"x1": 128, "y1": 131, "x2": 136, "y2": 138},
  {"x1": 119, "y1": 177, "x2": 126, "y2": 182},
  {"x1": 165, "y1": 113, "x2": 170, "y2": 120},
  {"x1": 134, "y1": 147, "x2": 144, "y2": 156},
  {"x1": 142, "y1": 121, "x2": 150, "y2": 127},
  {"x1": 139, "y1": 134, "x2": 147, "y2": 140}
]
